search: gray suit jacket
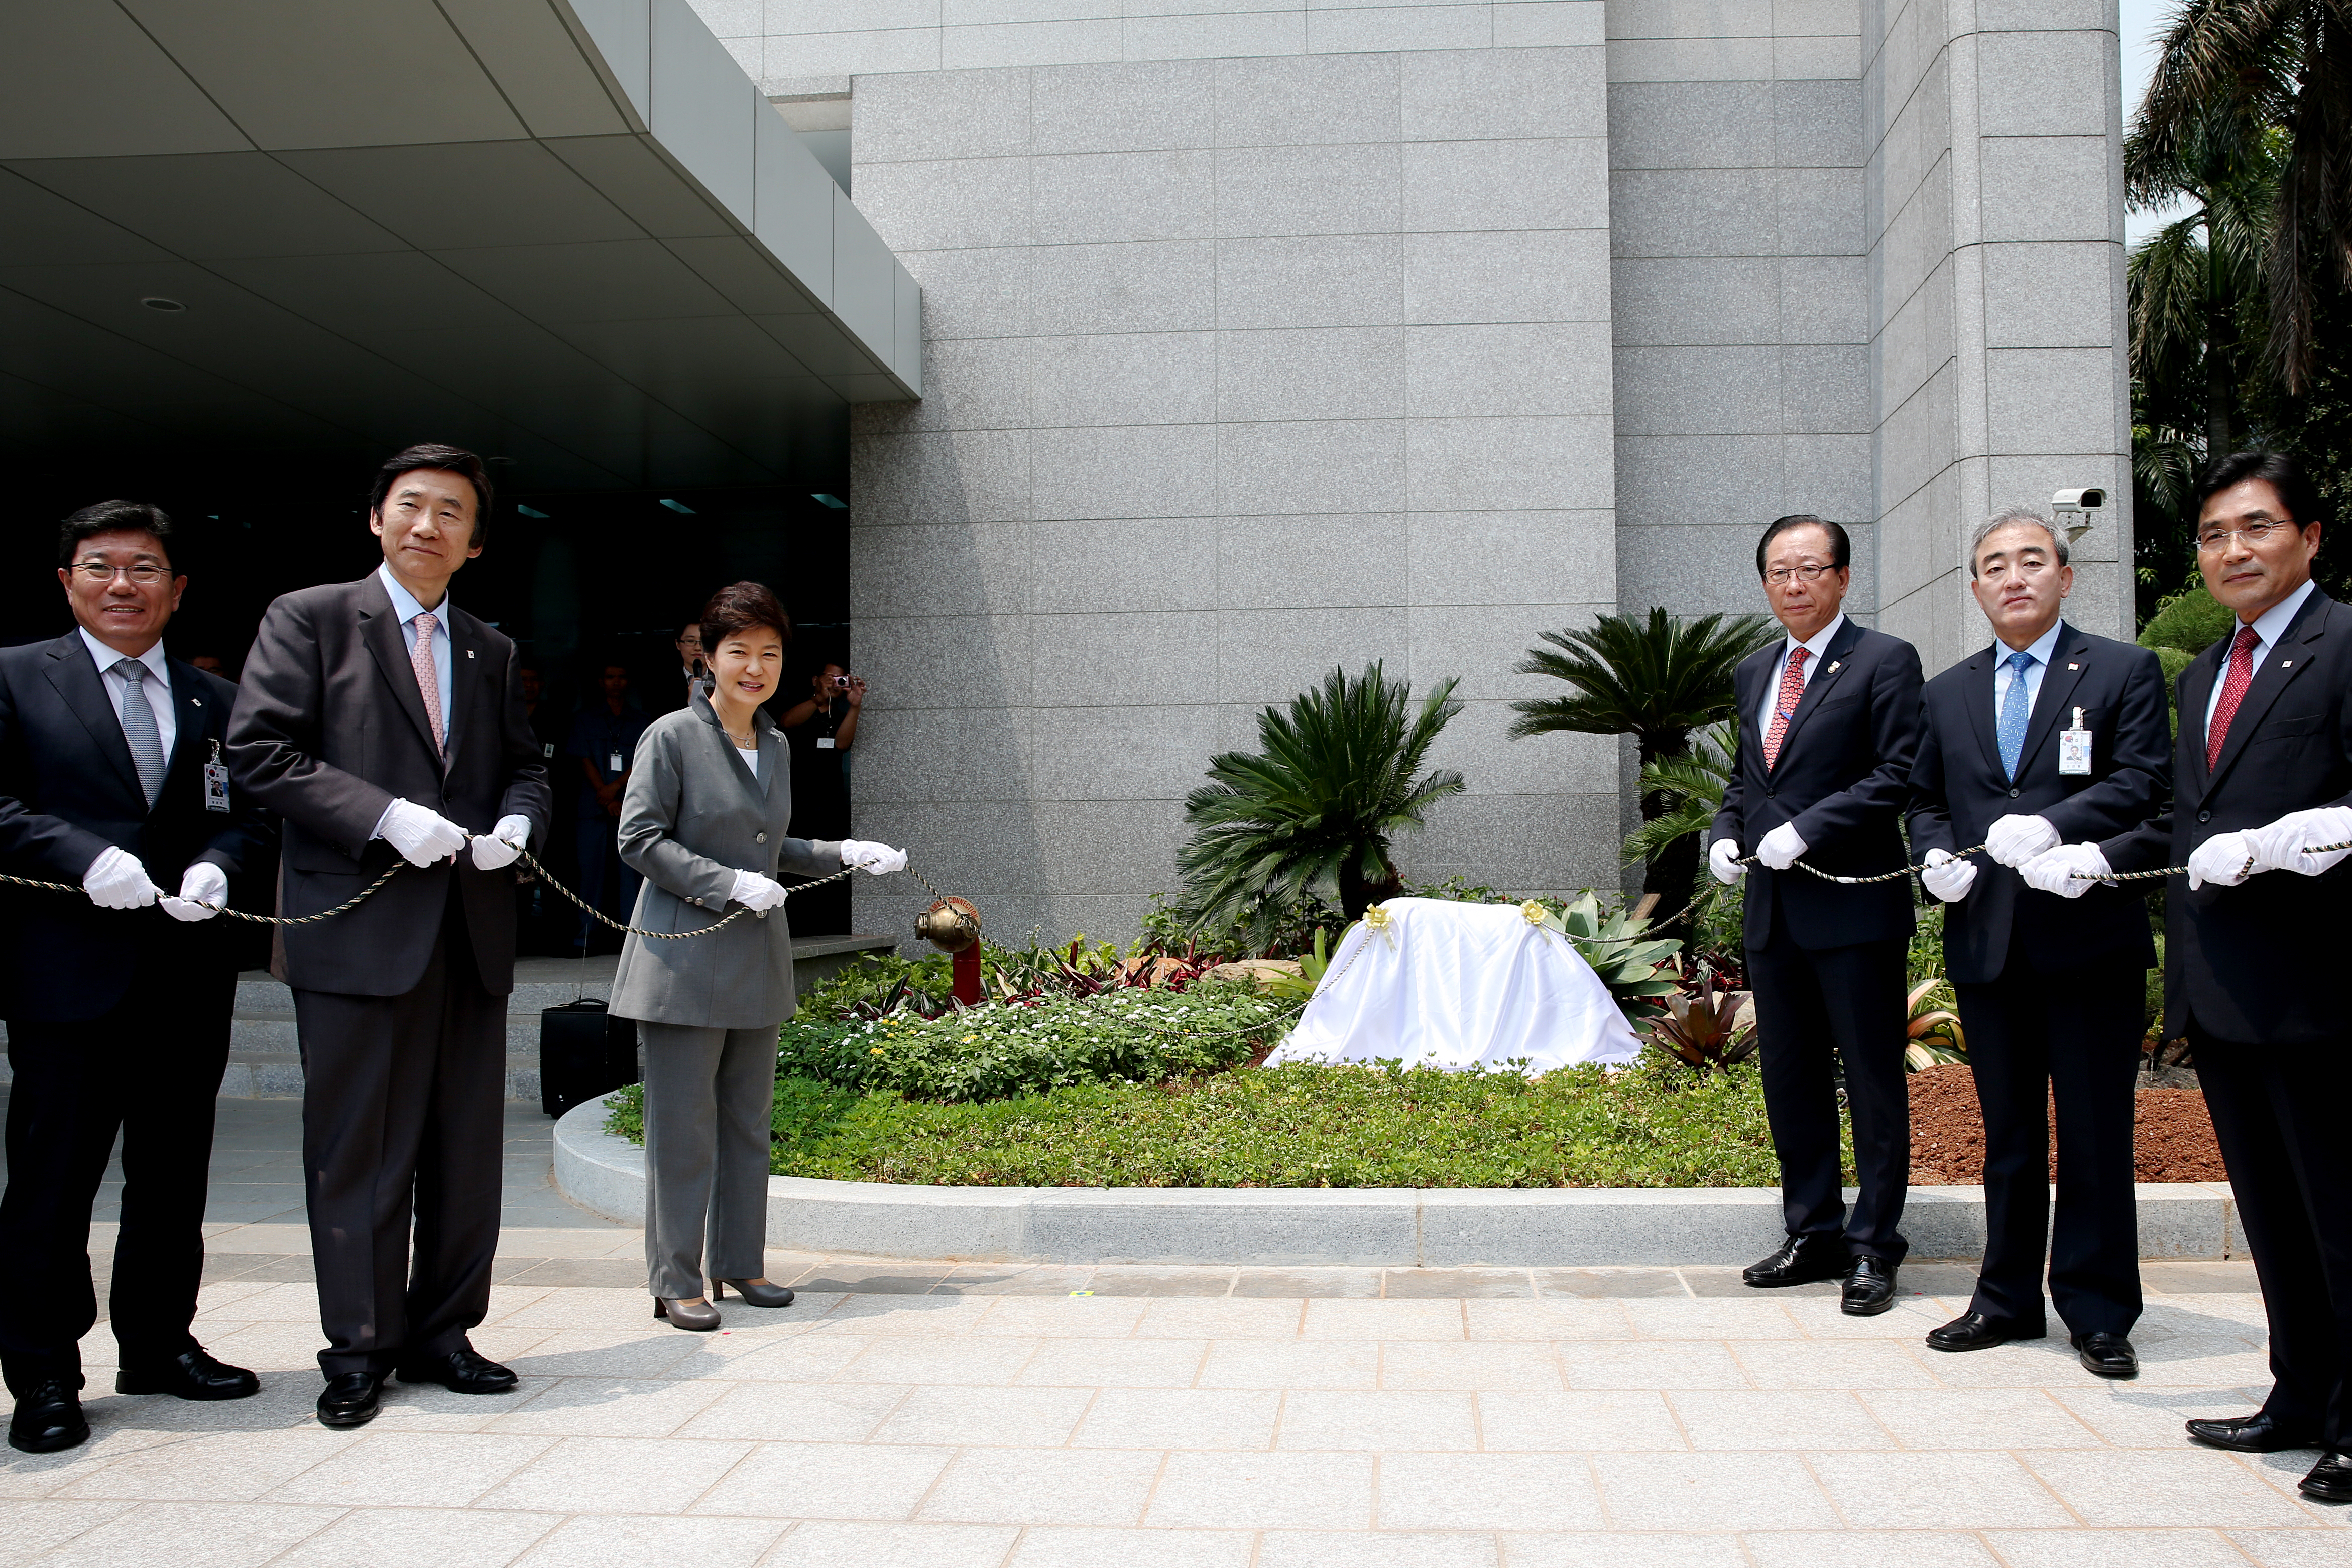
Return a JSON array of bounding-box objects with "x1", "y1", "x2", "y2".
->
[{"x1": 609, "y1": 693, "x2": 841, "y2": 1029}]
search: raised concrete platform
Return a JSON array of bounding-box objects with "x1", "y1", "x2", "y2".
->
[
  {"x1": 553, "y1": 1093, "x2": 2242, "y2": 1267},
  {"x1": 0, "y1": 935, "x2": 897, "y2": 1102}
]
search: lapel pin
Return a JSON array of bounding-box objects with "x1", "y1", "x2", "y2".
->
[
  {"x1": 1827, "y1": 661, "x2": 1842, "y2": 674},
  {"x1": 466, "y1": 649, "x2": 476, "y2": 659},
  {"x1": 2067, "y1": 663, "x2": 2079, "y2": 670},
  {"x1": 191, "y1": 697, "x2": 202, "y2": 706},
  {"x1": 2282, "y1": 660, "x2": 2293, "y2": 668}
]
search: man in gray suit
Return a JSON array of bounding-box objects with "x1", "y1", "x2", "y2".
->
[{"x1": 227, "y1": 444, "x2": 551, "y2": 1429}]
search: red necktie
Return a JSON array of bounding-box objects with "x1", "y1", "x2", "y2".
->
[
  {"x1": 1762, "y1": 647, "x2": 1809, "y2": 771},
  {"x1": 2204, "y1": 624, "x2": 2259, "y2": 771}
]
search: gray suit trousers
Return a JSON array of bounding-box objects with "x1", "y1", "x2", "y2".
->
[{"x1": 640, "y1": 1021, "x2": 780, "y2": 1298}]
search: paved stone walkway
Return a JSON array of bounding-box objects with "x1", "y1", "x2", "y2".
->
[{"x1": 2, "y1": 1098, "x2": 2344, "y2": 1563}]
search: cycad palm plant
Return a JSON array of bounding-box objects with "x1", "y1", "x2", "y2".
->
[
  {"x1": 1509, "y1": 609, "x2": 1777, "y2": 915},
  {"x1": 1178, "y1": 663, "x2": 1464, "y2": 937}
]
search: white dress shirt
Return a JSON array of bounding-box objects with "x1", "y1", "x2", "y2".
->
[
  {"x1": 78, "y1": 628, "x2": 175, "y2": 759},
  {"x1": 1989, "y1": 618, "x2": 2066, "y2": 730},
  {"x1": 379, "y1": 561, "x2": 454, "y2": 738},
  {"x1": 2203, "y1": 578, "x2": 2316, "y2": 734},
  {"x1": 1755, "y1": 611, "x2": 1847, "y2": 738}
]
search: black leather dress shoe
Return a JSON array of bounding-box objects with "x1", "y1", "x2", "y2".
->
[
  {"x1": 2186, "y1": 1410, "x2": 2321, "y2": 1453},
  {"x1": 2070, "y1": 1331, "x2": 2138, "y2": 1379},
  {"x1": 395, "y1": 1347, "x2": 518, "y2": 1396},
  {"x1": 316, "y1": 1371, "x2": 385, "y2": 1429},
  {"x1": 1841, "y1": 1257, "x2": 1899, "y2": 1316},
  {"x1": 116, "y1": 1347, "x2": 260, "y2": 1401},
  {"x1": 1925, "y1": 1311, "x2": 2045, "y2": 1352},
  {"x1": 1742, "y1": 1235, "x2": 1848, "y2": 1288},
  {"x1": 7, "y1": 1380, "x2": 89, "y2": 1454},
  {"x1": 2301, "y1": 1452, "x2": 2352, "y2": 1503}
]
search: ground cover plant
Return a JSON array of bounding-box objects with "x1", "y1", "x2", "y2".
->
[{"x1": 607, "y1": 1056, "x2": 1829, "y2": 1189}]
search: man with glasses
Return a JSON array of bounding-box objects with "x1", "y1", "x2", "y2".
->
[
  {"x1": 2021, "y1": 451, "x2": 2352, "y2": 1500},
  {"x1": 1907, "y1": 507, "x2": 2169, "y2": 1379},
  {"x1": 1709, "y1": 515, "x2": 1924, "y2": 1315},
  {"x1": 228, "y1": 445, "x2": 550, "y2": 1430},
  {"x1": 0, "y1": 503, "x2": 273, "y2": 1452}
]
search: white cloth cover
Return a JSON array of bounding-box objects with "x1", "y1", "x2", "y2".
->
[{"x1": 1267, "y1": 898, "x2": 1644, "y2": 1073}]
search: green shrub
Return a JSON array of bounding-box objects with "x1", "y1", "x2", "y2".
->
[
  {"x1": 611, "y1": 1057, "x2": 1833, "y2": 1188},
  {"x1": 2138, "y1": 584, "x2": 2230, "y2": 656},
  {"x1": 774, "y1": 986, "x2": 1291, "y2": 1104}
]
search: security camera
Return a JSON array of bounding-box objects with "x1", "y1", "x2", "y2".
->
[{"x1": 2052, "y1": 487, "x2": 2105, "y2": 542}]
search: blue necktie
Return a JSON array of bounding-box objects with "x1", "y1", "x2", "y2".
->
[{"x1": 1997, "y1": 650, "x2": 2034, "y2": 781}]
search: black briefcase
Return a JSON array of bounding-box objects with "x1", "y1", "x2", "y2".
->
[{"x1": 540, "y1": 998, "x2": 641, "y2": 1118}]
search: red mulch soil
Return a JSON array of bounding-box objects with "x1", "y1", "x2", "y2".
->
[{"x1": 1907, "y1": 1064, "x2": 2228, "y2": 1185}]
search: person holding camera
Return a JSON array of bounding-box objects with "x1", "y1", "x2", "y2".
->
[
  {"x1": 610, "y1": 586, "x2": 902, "y2": 1330},
  {"x1": 777, "y1": 662, "x2": 862, "y2": 935}
]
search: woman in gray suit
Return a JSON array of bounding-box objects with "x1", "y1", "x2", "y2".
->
[{"x1": 611, "y1": 582, "x2": 904, "y2": 1330}]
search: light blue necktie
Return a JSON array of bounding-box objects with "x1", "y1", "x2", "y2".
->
[{"x1": 1996, "y1": 650, "x2": 2034, "y2": 781}]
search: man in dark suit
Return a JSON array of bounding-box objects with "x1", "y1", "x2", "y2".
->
[
  {"x1": 1908, "y1": 506, "x2": 2169, "y2": 1379},
  {"x1": 0, "y1": 502, "x2": 274, "y2": 1453},
  {"x1": 1709, "y1": 514, "x2": 1924, "y2": 1315},
  {"x1": 2024, "y1": 452, "x2": 2352, "y2": 1500},
  {"x1": 227, "y1": 445, "x2": 550, "y2": 1430}
]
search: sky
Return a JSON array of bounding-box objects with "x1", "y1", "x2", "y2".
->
[{"x1": 2118, "y1": 0, "x2": 2184, "y2": 245}]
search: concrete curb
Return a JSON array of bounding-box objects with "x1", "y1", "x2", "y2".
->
[{"x1": 552, "y1": 1094, "x2": 2238, "y2": 1266}]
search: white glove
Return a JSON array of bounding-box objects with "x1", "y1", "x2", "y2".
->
[
  {"x1": 1919, "y1": 848, "x2": 1976, "y2": 903},
  {"x1": 1984, "y1": 814, "x2": 2060, "y2": 869},
  {"x1": 837, "y1": 838, "x2": 907, "y2": 876},
  {"x1": 2186, "y1": 831, "x2": 2259, "y2": 891},
  {"x1": 377, "y1": 799, "x2": 469, "y2": 868},
  {"x1": 2020, "y1": 842, "x2": 2110, "y2": 898},
  {"x1": 160, "y1": 861, "x2": 228, "y2": 922},
  {"x1": 1708, "y1": 837, "x2": 1745, "y2": 885},
  {"x1": 83, "y1": 846, "x2": 160, "y2": 910},
  {"x1": 730, "y1": 870, "x2": 788, "y2": 911},
  {"x1": 2242, "y1": 806, "x2": 2352, "y2": 878},
  {"x1": 1756, "y1": 822, "x2": 1807, "y2": 870},
  {"x1": 470, "y1": 815, "x2": 531, "y2": 870}
]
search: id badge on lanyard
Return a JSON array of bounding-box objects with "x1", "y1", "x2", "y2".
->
[
  {"x1": 203, "y1": 739, "x2": 231, "y2": 811},
  {"x1": 2057, "y1": 707, "x2": 2092, "y2": 776}
]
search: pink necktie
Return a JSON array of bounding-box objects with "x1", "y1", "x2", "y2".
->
[
  {"x1": 411, "y1": 612, "x2": 445, "y2": 753},
  {"x1": 1761, "y1": 646, "x2": 1808, "y2": 771}
]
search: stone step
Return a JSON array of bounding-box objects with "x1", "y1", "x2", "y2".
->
[{"x1": 5, "y1": 933, "x2": 899, "y2": 1101}]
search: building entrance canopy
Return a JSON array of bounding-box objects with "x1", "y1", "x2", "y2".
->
[{"x1": 0, "y1": 0, "x2": 919, "y2": 492}]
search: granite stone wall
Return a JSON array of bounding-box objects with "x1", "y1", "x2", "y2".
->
[
  {"x1": 687, "y1": 0, "x2": 2131, "y2": 946},
  {"x1": 1864, "y1": 0, "x2": 2132, "y2": 674}
]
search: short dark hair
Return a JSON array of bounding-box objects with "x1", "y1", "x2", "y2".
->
[
  {"x1": 1755, "y1": 514, "x2": 1850, "y2": 577},
  {"x1": 699, "y1": 581, "x2": 792, "y2": 657},
  {"x1": 59, "y1": 500, "x2": 174, "y2": 568},
  {"x1": 2195, "y1": 450, "x2": 2325, "y2": 526},
  {"x1": 368, "y1": 443, "x2": 493, "y2": 545}
]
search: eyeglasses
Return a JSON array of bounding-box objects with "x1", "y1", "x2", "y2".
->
[
  {"x1": 2196, "y1": 519, "x2": 2299, "y2": 553},
  {"x1": 1763, "y1": 563, "x2": 1834, "y2": 585},
  {"x1": 70, "y1": 562, "x2": 171, "y2": 586}
]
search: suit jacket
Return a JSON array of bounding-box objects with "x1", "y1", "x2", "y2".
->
[
  {"x1": 1907, "y1": 622, "x2": 2168, "y2": 984},
  {"x1": 609, "y1": 693, "x2": 842, "y2": 1030},
  {"x1": 0, "y1": 634, "x2": 274, "y2": 1024},
  {"x1": 2104, "y1": 588, "x2": 2352, "y2": 1044},
  {"x1": 224, "y1": 573, "x2": 552, "y2": 997},
  {"x1": 1712, "y1": 617, "x2": 1924, "y2": 951}
]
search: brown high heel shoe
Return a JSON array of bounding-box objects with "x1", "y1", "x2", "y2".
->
[
  {"x1": 653, "y1": 1295, "x2": 721, "y2": 1331},
  {"x1": 713, "y1": 1278, "x2": 795, "y2": 1308}
]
